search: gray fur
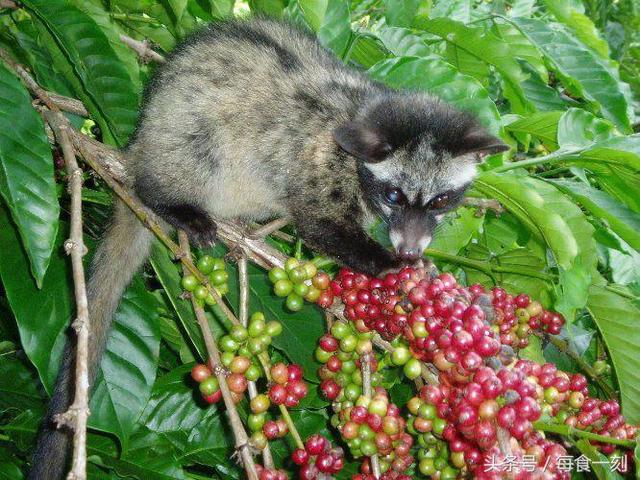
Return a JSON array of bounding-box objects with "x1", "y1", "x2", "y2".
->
[{"x1": 31, "y1": 17, "x2": 506, "y2": 478}]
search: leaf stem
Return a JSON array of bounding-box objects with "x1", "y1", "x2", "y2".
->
[
  {"x1": 533, "y1": 421, "x2": 634, "y2": 448},
  {"x1": 423, "y1": 248, "x2": 556, "y2": 282},
  {"x1": 491, "y1": 154, "x2": 579, "y2": 173}
]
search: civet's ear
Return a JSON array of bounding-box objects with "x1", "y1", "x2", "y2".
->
[
  {"x1": 333, "y1": 121, "x2": 393, "y2": 163},
  {"x1": 457, "y1": 128, "x2": 509, "y2": 161}
]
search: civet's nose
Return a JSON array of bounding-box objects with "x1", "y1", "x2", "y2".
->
[{"x1": 398, "y1": 246, "x2": 421, "y2": 262}]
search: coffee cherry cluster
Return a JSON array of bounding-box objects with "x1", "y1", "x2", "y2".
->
[
  {"x1": 255, "y1": 465, "x2": 288, "y2": 480},
  {"x1": 268, "y1": 362, "x2": 308, "y2": 407},
  {"x1": 484, "y1": 287, "x2": 565, "y2": 348},
  {"x1": 190, "y1": 362, "x2": 247, "y2": 404},
  {"x1": 269, "y1": 258, "x2": 321, "y2": 311},
  {"x1": 316, "y1": 321, "x2": 380, "y2": 403},
  {"x1": 220, "y1": 312, "x2": 283, "y2": 360},
  {"x1": 291, "y1": 434, "x2": 345, "y2": 479},
  {"x1": 514, "y1": 360, "x2": 636, "y2": 455},
  {"x1": 181, "y1": 255, "x2": 229, "y2": 305},
  {"x1": 333, "y1": 387, "x2": 414, "y2": 477},
  {"x1": 262, "y1": 418, "x2": 289, "y2": 440}
]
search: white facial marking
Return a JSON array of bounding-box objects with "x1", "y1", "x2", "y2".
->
[
  {"x1": 451, "y1": 160, "x2": 479, "y2": 189},
  {"x1": 389, "y1": 229, "x2": 403, "y2": 251},
  {"x1": 435, "y1": 214, "x2": 445, "y2": 222},
  {"x1": 417, "y1": 235, "x2": 432, "y2": 254},
  {"x1": 366, "y1": 160, "x2": 397, "y2": 183}
]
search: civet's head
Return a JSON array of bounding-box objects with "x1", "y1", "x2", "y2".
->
[{"x1": 334, "y1": 94, "x2": 508, "y2": 262}]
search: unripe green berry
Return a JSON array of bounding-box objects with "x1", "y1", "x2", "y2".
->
[
  {"x1": 268, "y1": 267, "x2": 288, "y2": 283},
  {"x1": 196, "y1": 255, "x2": 215, "y2": 274},
  {"x1": 181, "y1": 275, "x2": 198, "y2": 292},
  {"x1": 193, "y1": 285, "x2": 208, "y2": 300},
  {"x1": 285, "y1": 293, "x2": 303, "y2": 311},
  {"x1": 273, "y1": 279, "x2": 293, "y2": 298}
]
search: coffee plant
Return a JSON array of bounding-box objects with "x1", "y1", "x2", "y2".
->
[{"x1": 0, "y1": 0, "x2": 639, "y2": 479}]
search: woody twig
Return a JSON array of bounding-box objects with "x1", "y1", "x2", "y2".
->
[
  {"x1": 45, "y1": 111, "x2": 91, "y2": 480},
  {"x1": 178, "y1": 232, "x2": 259, "y2": 480}
]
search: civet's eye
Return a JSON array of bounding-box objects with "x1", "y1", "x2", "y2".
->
[
  {"x1": 427, "y1": 192, "x2": 452, "y2": 210},
  {"x1": 384, "y1": 187, "x2": 406, "y2": 206}
]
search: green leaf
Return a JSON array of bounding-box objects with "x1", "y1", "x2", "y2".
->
[
  {"x1": 249, "y1": 0, "x2": 287, "y2": 17},
  {"x1": 557, "y1": 108, "x2": 615, "y2": 149},
  {"x1": 89, "y1": 430, "x2": 191, "y2": 480},
  {"x1": 475, "y1": 173, "x2": 597, "y2": 320},
  {"x1": 368, "y1": 56, "x2": 501, "y2": 135},
  {"x1": 149, "y1": 241, "x2": 207, "y2": 360},
  {"x1": 0, "y1": 62, "x2": 58, "y2": 286},
  {"x1": 7, "y1": 19, "x2": 75, "y2": 97},
  {"x1": 575, "y1": 439, "x2": 625, "y2": 480},
  {"x1": 507, "y1": 0, "x2": 537, "y2": 18},
  {"x1": 429, "y1": 0, "x2": 471, "y2": 23},
  {"x1": 511, "y1": 17, "x2": 633, "y2": 133},
  {"x1": 544, "y1": 0, "x2": 610, "y2": 59},
  {"x1": 376, "y1": 27, "x2": 431, "y2": 57},
  {"x1": 140, "y1": 364, "x2": 236, "y2": 474},
  {"x1": 0, "y1": 206, "x2": 72, "y2": 394},
  {"x1": 505, "y1": 111, "x2": 563, "y2": 150},
  {"x1": 415, "y1": 18, "x2": 531, "y2": 114},
  {"x1": 551, "y1": 179, "x2": 640, "y2": 251},
  {"x1": 465, "y1": 245, "x2": 554, "y2": 305},
  {"x1": 429, "y1": 207, "x2": 483, "y2": 255},
  {"x1": 22, "y1": 0, "x2": 140, "y2": 145},
  {"x1": 587, "y1": 286, "x2": 640, "y2": 424},
  {"x1": 492, "y1": 22, "x2": 546, "y2": 79},
  {"x1": 0, "y1": 447, "x2": 23, "y2": 480},
  {"x1": 0, "y1": 355, "x2": 44, "y2": 411},
  {"x1": 519, "y1": 62, "x2": 567, "y2": 112},
  {"x1": 167, "y1": 0, "x2": 189, "y2": 23},
  {"x1": 347, "y1": 33, "x2": 389, "y2": 68},
  {"x1": 296, "y1": 0, "x2": 352, "y2": 57},
  {"x1": 89, "y1": 276, "x2": 161, "y2": 448},
  {"x1": 383, "y1": 0, "x2": 420, "y2": 27}
]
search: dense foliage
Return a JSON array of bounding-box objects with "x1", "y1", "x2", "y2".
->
[{"x1": 0, "y1": 0, "x2": 639, "y2": 478}]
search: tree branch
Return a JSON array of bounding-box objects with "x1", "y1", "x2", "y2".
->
[
  {"x1": 119, "y1": 34, "x2": 165, "y2": 64},
  {"x1": 178, "y1": 232, "x2": 259, "y2": 480},
  {"x1": 45, "y1": 111, "x2": 91, "y2": 480}
]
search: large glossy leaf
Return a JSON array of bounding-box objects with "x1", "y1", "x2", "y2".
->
[
  {"x1": 368, "y1": 56, "x2": 501, "y2": 135},
  {"x1": 8, "y1": 19, "x2": 75, "y2": 97},
  {"x1": 0, "y1": 447, "x2": 23, "y2": 480},
  {"x1": 512, "y1": 17, "x2": 633, "y2": 133},
  {"x1": 0, "y1": 355, "x2": 44, "y2": 411},
  {"x1": 140, "y1": 365, "x2": 237, "y2": 475},
  {"x1": 551, "y1": 179, "x2": 640, "y2": 251},
  {"x1": 89, "y1": 430, "x2": 191, "y2": 480},
  {"x1": 22, "y1": 0, "x2": 139, "y2": 145},
  {"x1": 149, "y1": 241, "x2": 207, "y2": 360},
  {"x1": 475, "y1": 173, "x2": 597, "y2": 321},
  {"x1": 544, "y1": 0, "x2": 610, "y2": 59},
  {"x1": 519, "y1": 62, "x2": 567, "y2": 112},
  {"x1": 89, "y1": 276, "x2": 161, "y2": 448},
  {"x1": 69, "y1": 0, "x2": 142, "y2": 91},
  {"x1": 505, "y1": 111, "x2": 563, "y2": 150},
  {"x1": 0, "y1": 206, "x2": 72, "y2": 394},
  {"x1": 465, "y1": 245, "x2": 554, "y2": 306},
  {"x1": 557, "y1": 108, "x2": 615, "y2": 149},
  {"x1": 376, "y1": 27, "x2": 431, "y2": 57},
  {"x1": 382, "y1": 0, "x2": 421, "y2": 27},
  {"x1": 587, "y1": 286, "x2": 640, "y2": 423},
  {"x1": 0, "y1": 62, "x2": 58, "y2": 286},
  {"x1": 429, "y1": 0, "x2": 471, "y2": 23},
  {"x1": 415, "y1": 18, "x2": 531, "y2": 114},
  {"x1": 492, "y1": 22, "x2": 546, "y2": 79},
  {"x1": 429, "y1": 207, "x2": 484, "y2": 256},
  {"x1": 296, "y1": 0, "x2": 352, "y2": 57}
]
